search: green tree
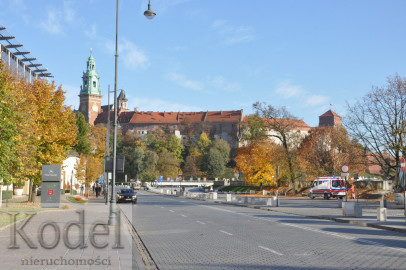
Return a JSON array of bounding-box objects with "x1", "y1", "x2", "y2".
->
[
  {"x1": 166, "y1": 135, "x2": 184, "y2": 162},
  {"x1": 207, "y1": 148, "x2": 225, "y2": 178},
  {"x1": 74, "y1": 112, "x2": 91, "y2": 155},
  {"x1": 157, "y1": 151, "x2": 179, "y2": 178},
  {"x1": 197, "y1": 132, "x2": 212, "y2": 156},
  {"x1": 212, "y1": 138, "x2": 231, "y2": 166}
]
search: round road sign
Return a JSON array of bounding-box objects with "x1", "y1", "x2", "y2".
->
[{"x1": 341, "y1": 165, "x2": 349, "y2": 173}]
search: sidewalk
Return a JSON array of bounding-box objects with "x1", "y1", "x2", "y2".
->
[{"x1": 0, "y1": 195, "x2": 145, "y2": 270}]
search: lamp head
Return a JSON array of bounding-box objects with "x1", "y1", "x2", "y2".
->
[{"x1": 144, "y1": 0, "x2": 156, "y2": 20}]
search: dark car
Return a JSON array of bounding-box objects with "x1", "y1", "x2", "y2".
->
[{"x1": 116, "y1": 188, "x2": 137, "y2": 204}]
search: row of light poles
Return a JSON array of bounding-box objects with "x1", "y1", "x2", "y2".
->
[{"x1": 108, "y1": 0, "x2": 156, "y2": 225}]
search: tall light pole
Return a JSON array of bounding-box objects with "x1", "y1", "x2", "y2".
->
[{"x1": 108, "y1": 0, "x2": 156, "y2": 225}]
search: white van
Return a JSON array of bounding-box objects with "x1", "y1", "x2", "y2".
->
[{"x1": 309, "y1": 176, "x2": 346, "y2": 200}]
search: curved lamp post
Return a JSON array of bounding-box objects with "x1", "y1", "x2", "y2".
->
[{"x1": 108, "y1": 0, "x2": 156, "y2": 226}]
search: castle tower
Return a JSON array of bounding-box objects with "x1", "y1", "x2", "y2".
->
[
  {"x1": 78, "y1": 49, "x2": 102, "y2": 125},
  {"x1": 117, "y1": 89, "x2": 129, "y2": 111},
  {"x1": 318, "y1": 109, "x2": 342, "y2": 127}
]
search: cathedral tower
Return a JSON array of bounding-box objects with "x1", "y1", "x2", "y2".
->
[{"x1": 79, "y1": 49, "x2": 102, "y2": 125}]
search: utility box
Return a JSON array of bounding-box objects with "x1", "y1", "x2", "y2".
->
[{"x1": 41, "y1": 165, "x2": 61, "y2": 208}]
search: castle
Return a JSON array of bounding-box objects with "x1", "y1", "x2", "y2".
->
[{"x1": 78, "y1": 53, "x2": 341, "y2": 149}]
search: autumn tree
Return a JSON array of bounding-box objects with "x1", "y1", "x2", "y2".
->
[
  {"x1": 296, "y1": 126, "x2": 366, "y2": 179},
  {"x1": 235, "y1": 140, "x2": 279, "y2": 186},
  {"x1": 0, "y1": 64, "x2": 19, "y2": 184},
  {"x1": 345, "y1": 74, "x2": 406, "y2": 182},
  {"x1": 183, "y1": 156, "x2": 200, "y2": 179},
  {"x1": 27, "y1": 80, "x2": 78, "y2": 200},
  {"x1": 253, "y1": 102, "x2": 305, "y2": 194}
]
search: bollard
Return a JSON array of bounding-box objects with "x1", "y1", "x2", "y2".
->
[
  {"x1": 226, "y1": 194, "x2": 232, "y2": 202},
  {"x1": 380, "y1": 199, "x2": 387, "y2": 208},
  {"x1": 377, "y1": 207, "x2": 387, "y2": 222},
  {"x1": 266, "y1": 197, "x2": 278, "y2": 207},
  {"x1": 338, "y1": 198, "x2": 343, "y2": 208},
  {"x1": 262, "y1": 190, "x2": 268, "y2": 196},
  {"x1": 212, "y1": 192, "x2": 218, "y2": 200},
  {"x1": 342, "y1": 202, "x2": 355, "y2": 216}
]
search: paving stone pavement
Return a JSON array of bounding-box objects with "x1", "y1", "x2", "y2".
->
[
  {"x1": 126, "y1": 191, "x2": 406, "y2": 270},
  {"x1": 0, "y1": 196, "x2": 145, "y2": 270}
]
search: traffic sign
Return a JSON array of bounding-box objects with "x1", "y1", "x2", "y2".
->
[
  {"x1": 341, "y1": 165, "x2": 349, "y2": 173},
  {"x1": 401, "y1": 157, "x2": 405, "y2": 172}
]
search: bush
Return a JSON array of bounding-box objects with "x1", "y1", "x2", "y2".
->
[{"x1": 1, "y1": 190, "x2": 13, "y2": 200}]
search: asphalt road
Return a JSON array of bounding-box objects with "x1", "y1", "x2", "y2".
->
[{"x1": 119, "y1": 191, "x2": 406, "y2": 270}]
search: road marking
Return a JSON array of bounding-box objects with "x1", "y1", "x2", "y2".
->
[
  {"x1": 180, "y1": 201, "x2": 185, "y2": 202},
  {"x1": 196, "y1": 221, "x2": 206, "y2": 225},
  {"x1": 181, "y1": 214, "x2": 187, "y2": 217},
  {"x1": 219, "y1": 230, "x2": 233, "y2": 236},
  {"x1": 169, "y1": 210, "x2": 175, "y2": 213},
  {"x1": 160, "y1": 207, "x2": 164, "y2": 209},
  {"x1": 258, "y1": 245, "x2": 283, "y2": 256}
]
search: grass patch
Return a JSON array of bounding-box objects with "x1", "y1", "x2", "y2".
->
[
  {"x1": 0, "y1": 201, "x2": 44, "y2": 228},
  {"x1": 221, "y1": 186, "x2": 260, "y2": 192},
  {"x1": 67, "y1": 196, "x2": 87, "y2": 204}
]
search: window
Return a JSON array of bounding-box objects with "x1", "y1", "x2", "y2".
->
[{"x1": 93, "y1": 81, "x2": 96, "y2": 87}]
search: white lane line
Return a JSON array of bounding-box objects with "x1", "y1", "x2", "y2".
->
[
  {"x1": 160, "y1": 207, "x2": 164, "y2": 209},
  {"x1": 258, "y1": 245, "x2": 283, "y2": 256},
  {"x1": 196, "y1": 221, "x2": 206, "y2": 225},
  {"x1": 169, "y1": 210, "x2": 175, "y2": 213},
  {"x1": 181, "y1": 214, "x2": 187, "y2": 217},
  {"x1": 219, "y1": 230, "x2": 233, "y2": 236},
  {"x1": 180, "y1": 201, "x2": 185, "y2": 202}
]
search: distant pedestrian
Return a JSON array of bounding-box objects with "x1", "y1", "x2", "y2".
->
[
  {"x1": 80, "y1": 185, "x2": 84, "y2": 196},
  {"x1": 350, "y1": 185, "x2": 355, "y2": 199}
]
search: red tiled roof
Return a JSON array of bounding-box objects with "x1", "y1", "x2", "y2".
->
[
  {"x1": 320, "y1": 109, "x2": 342, "y2": 119},
  {"x1": 95, "y1": 110, "x2": 243, "y2": 125}
]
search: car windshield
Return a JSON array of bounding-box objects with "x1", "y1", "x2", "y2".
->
[{"x1": 120, "y1": 189, "x2": 133, "y2": 194}]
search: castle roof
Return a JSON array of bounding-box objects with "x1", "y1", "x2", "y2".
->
[
  {"x1": 319, "y1": 109, "x2": 342, "y2": 119},
  {"x1": 94, "y1": 109, "x2": 244, "y2": 125}
]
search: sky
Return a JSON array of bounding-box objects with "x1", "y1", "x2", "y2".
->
[{"x1": 1, "y1": 0, "x2": 406, "y2": 127}]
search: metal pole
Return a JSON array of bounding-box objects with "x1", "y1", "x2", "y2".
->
[
  {"x1": 105, "y1": 85, "x2": 111, "y2": 205},
  {"x1": 70, "y1": 170, "x2": 73, "y2": 195},
  {"x1": 108, "y1": 0, "x2": 119, "y2": 226}
]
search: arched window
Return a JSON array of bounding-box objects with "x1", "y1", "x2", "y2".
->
[{"x1": 93, "y1": 81, "x2": 96, "y2": 87}]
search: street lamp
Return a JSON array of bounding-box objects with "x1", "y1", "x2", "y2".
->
[
  {"x1": 144, "y1": 0, "x2": 156, "y2": 20},
  {"x1": 108, "y1": 0, "x2": 156, "y2": 226}
]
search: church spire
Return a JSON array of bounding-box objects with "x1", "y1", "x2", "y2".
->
[{"x1": 80, "y1": 50, "x2": 101, "y2": 95}]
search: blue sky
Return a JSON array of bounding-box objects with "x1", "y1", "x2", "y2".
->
[{"x1": 1, "y1": 0, "x2": 406, "y2": 127}]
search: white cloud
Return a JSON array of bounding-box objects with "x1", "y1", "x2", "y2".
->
[
  {"x1": 305, "y1": 95, "x2": 329, "y2": 107},
  {"x1": 39, "y1": 0, "x2": 77, "y2": 35},
  {"x1": 211, "y1": 19, "x2": 254, "y2": 45},
  {"x1": 275, "y1": 80, "x2": 304, "y2": 99},
  {"x1": 120, "y1": 39, "x2": 150, "y2": 70},
  {"x1": 166, "y1": 72, "x2": 204, "y2": 91},
  {"x1": 132, "y1": 97, "x2": 201, "y2": 112},
  {"x1": 208, "y1": 76, "x2": 241, "y2": 93}
]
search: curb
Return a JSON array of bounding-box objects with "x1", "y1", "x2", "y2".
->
[{"x1": 118, "y1": 206, "x2": 158, "y2": 270}]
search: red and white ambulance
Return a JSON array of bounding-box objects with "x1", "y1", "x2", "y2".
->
[{"x1": 309, "y1": 176, "x2": 346, "y2": 200}]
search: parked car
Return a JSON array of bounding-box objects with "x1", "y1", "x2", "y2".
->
[
  {"x1": 394, "y1": 192, "x2": 405, "y2": 205},
  {"x1": 116, "y1": 188, "x2": 137, "y2": 204}
]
